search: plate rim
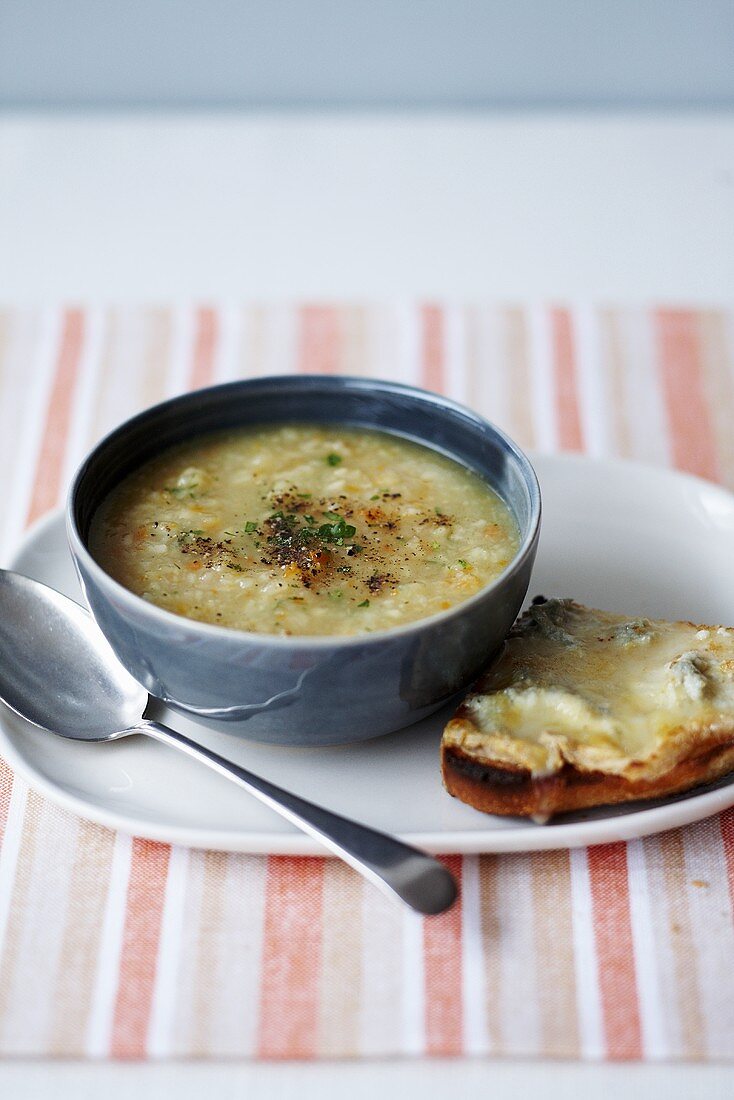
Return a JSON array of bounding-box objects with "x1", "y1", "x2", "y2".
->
[{"x1": 3, "y1": 451, "x2": 734, "y2": 855}]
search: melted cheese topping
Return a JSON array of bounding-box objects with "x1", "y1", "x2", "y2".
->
[{"x1": 445, "y1": 600, "x2": 734, "y2": 778}]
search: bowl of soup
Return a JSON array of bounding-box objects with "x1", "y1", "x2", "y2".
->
[{"x1": 68, "y1": 376, "x2": 540, "y2": 745}]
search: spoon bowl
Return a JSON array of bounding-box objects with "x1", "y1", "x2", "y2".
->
[{"x1": 0, "y1": 569, "x2": 145, "y2": 739}]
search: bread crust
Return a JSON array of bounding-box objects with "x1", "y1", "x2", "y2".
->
[{"x1": 442, "y1": 735, "x2": 734, "y2": 817}]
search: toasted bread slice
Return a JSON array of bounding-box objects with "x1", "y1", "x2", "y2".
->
[{"x1": 441, "y1": 599, "x2": 734, "y2": 818}]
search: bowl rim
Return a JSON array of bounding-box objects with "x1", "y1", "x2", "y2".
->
[{"x1": 67, "y1": 374, "x2": 542, "y2": 650}]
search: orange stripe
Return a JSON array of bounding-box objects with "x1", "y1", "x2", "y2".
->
[
  {"x1": 25, "y1": 307, "x2": 85, "y2": 526},
  {"x1": 587, "y1": 844, "x2": 642, "y2": 1059},
  {"x1": 421, "y1": 304, "x2": 444, "y2": 393},
  {"x1": 300, "y1": 306, "x2": 340, "y2": 374},
  {"x1": 719, "y1": 808, "x2": 734, "y2": 917},
  {"x1": 551, "y1": 308, "x2": 583, "y2": 451},
  {"x1": 655, "y1": 309, "x2": 719, "y2": 480},
  {"x1": 110, "y1": 839, "x2": 171, "y2": 1059},
  {"x1": 257, "y1": 856, "x2": 325, "y2": 1058},
  {"x1": 188, "y1": 307, "x2": 218, "y2": 391},
  {"x1": 423, "y1": 854, "x2": 463, "y2": 1055}
]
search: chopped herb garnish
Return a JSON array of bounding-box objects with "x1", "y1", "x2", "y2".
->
[
  {"x1": 315, "y1": 518, "x2": 356, "y2": 543},
  {"x1": 370, "y1": 494, "x2": 380, "y2": 501},
  {"x1": 244, "y1": 521, "x2": 258, "y2": 534},
  {"x1": 457, "y1": 559, "x2": 469, "y2": 569},
  {"x1": 358, "y1": 599, "x2": 370, "y2": 608},
  {"x1": 326, "y1": 453, "x2": 342, "y2": 466},
  {"x1": 328, "y1": 589, "x2": 343, "y2": 600},
  {"x1": 227, "y1": 563, "x2": 244, "y2": 572},
  {"x1": 297, "y1": 492, "x2": 312, "y2": 499}
]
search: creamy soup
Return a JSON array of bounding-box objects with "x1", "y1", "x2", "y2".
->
[{"x1": 89, "y1": 424, "x2": 520, "y2": 637}]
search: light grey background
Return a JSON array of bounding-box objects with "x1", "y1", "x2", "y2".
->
[{"x1": 1, "y1": 0, "x2": 733, "y2": 110}]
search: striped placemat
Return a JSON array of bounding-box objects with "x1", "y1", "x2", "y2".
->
[{"x1": 0, "y1": 304, "x2": 733, "y2": 1061}]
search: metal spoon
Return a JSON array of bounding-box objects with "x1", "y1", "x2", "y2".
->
[{"x1": 0, "y1": 568, "x2": 457, "y2": 915}]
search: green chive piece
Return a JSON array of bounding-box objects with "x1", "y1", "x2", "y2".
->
[
  {"x1": 244, "y1": 521, "x2": 258, "y2": 533},
  {"x1": 358, "y1": 599, "x2": 370, "y2": 608},
  {"x1": 326, "y1": 453, "x2": 342, "y2": 466}
]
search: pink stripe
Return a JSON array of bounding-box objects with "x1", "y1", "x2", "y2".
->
[
  {"x1": 421, "y1": 304, "x2": 445, "y2": 393},
  {"x1": 551, "y1": 307, "x2": 583, "y2": 451},
  {"x1": 110, "y1": 839, "x2": 171, "y2": 1059},
  {"x1": 188, "y1": 307, "x2": 218, "y2": 390},
  {"x1": 655, "y1": 309, "x2": 719, "y2": 480},
  {"x1": 587, "y1": 844, "x2": 643, "y2": 1059},
  {"x1": 26, "y1": 308, "x2": 85, "y2": 526},
  {"x1": 300, "y1": 306, "x2": 340, "y2": 374},
  {"x1": 257, "y1": 857, "x2": 325, "y2": 1058},
  {"x1": 423, "y1": 854, "x2": 464, "y2": 1054}
]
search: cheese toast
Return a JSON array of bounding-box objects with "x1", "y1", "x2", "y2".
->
[{"x1": 441, "y1": 598, "x2": 734, "y2": 818}]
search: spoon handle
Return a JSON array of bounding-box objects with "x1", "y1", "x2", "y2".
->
[{"x1": 138, "y1": 719, "x2": 457, "y2": 915}]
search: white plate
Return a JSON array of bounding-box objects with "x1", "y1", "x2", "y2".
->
[{"x1": 3, "y1": 453, "x2": 734, "y2": 854}]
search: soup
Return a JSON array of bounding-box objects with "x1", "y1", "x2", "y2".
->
[{"x1": 89, "y1": 424, "x2": 520, "y2": 637}]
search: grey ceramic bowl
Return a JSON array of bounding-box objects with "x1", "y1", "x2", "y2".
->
[{"x1": 67, "y1": 376, "x2": 540, "y2": 746}]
